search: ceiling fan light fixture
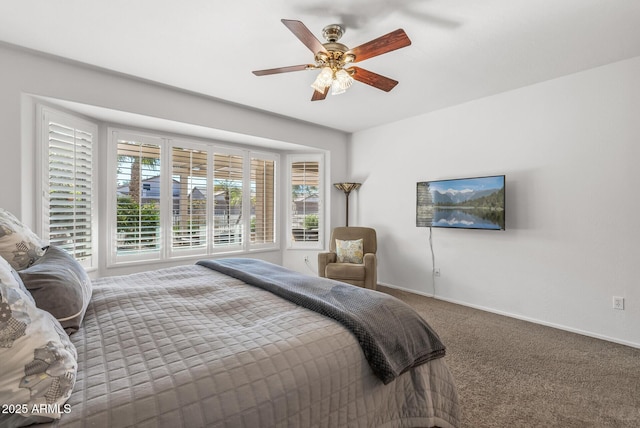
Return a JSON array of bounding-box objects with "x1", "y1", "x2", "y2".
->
[
  {"x1": 253, "y1": 20, "x2": 412, "y2": 101},
  {"x1": 311, "y1": 66, "x2": 333, "y2": 92},
  {"x1": 331, "y1": 69, "x2": 354, "y2": 95}
]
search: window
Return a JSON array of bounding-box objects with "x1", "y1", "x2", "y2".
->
[
  {"x1": 251, "y1": 155, "x2": 276, "y2": 246},
  {"x1": 288, "y1": 155, "x2": 323, "y2": 248},
  {"x1": 212, "y1": 152, "x2": 244, "y2": 250},
  {"x1": 113, "y1": 131, "x2": 162, "y2": 263},
  {"x1": 171, "y1": 145, "x2": 208, "y2": 253},
  {"x1": 108, "y1": 128, "x2": 278, "y2": 266},
  {"x1": 38, "y1": 106, "x2": 98, "y2": 270}
]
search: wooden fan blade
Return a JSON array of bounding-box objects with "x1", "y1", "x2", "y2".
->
[
  {"x1": 311, "y1": 86, "x2": 329, "y2": 101},
  {"x1": 350, "y1": 67, "x2": 398, "y2": 92},
  {"x1": 349, "y1": 29, "x2": 411, "y2": 63},
  {"x1": 252, "y1": 64, "x2": 312, "y2": 76},
  {"x1": 282, "y1": 19, "x2": 328, "y2": 54}
]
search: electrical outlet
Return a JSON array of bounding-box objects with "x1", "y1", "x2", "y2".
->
[
  {"x1": 434, "y1": 268, "x2": 441, "y2": 277},
  {"x1": 304, "y1": 256, "x2": 309, "y2": 262},
  {"x1": 613, "y1": 296, "x2": 625, "y2": 310}
]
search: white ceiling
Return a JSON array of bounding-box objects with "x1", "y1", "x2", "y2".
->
[{"x1": 1, "y1": 0, "x2": 640, "y2": 133}]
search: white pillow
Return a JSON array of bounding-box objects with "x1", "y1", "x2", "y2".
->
[
  {"x1": 0, "y1": 256, "x2": 77, "y2": 427},
  {"x1": 0, "y1": 209, "x2": 46, "y2": 270}
]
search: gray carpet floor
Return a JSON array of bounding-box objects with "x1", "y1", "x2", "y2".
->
[{"x1": 380, "y1": 286, "x2": 640, "y2": 427}]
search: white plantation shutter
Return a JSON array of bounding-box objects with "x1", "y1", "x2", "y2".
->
[
  {"x1": 289, "y1": 155, "x2": 323, "y2": 247},
  {"x1": 171, "y1": 145, "x2": 208, "y2": 252},
  {"x1": 250, "y1": 156, "x2": 276, "y2": 246},
  {"x1": 41, "y1": 108, "x2": 97, "y2": 269},
  {"x1": 213, "y1": 152, "x2": 244, "y2": 249},
  {"x1": 114, "y1": 136, "x2": 162, "y2": 260}
]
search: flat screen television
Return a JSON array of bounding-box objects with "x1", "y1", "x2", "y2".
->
[{"x1": 417, "y1": 175, "x2": 505, "y2": 230}]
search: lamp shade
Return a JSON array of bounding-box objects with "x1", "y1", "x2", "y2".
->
[
  {"x1": 333, "y1": 182, "x2": 361, "y2": 193},
  {"x1": 311, "y1": 67, "x2": 333, "y2": 92},
  {"x1": 334, "y1": 182, "x2": 361, "y2": 226},
  {"x1": 331, "y1": 69, "x2": 354, "y2": 95}
]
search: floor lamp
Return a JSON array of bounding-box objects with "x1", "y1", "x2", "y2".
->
[{"x1": 333, "y1": 182, "x2": 361, "y2": 227}]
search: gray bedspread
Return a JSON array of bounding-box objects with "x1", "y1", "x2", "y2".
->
[
  {"x1": 44, "y1": 264, "x2": 459, "y2": 428},
  {"x1": 196, "y1": 258, "x2": 446, "y2": 385}
]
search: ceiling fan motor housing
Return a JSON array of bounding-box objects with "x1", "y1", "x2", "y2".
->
[
  {"x1": 322, "y1": 24, "x2": 345, "y2": 42},
  {"x1": 315, "y1": 43, "x2": 355, "y2": 68}
]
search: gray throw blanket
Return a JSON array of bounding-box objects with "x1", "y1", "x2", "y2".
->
[{"x1": 196, "y1": 258, "x2": 446, "y2": 384}]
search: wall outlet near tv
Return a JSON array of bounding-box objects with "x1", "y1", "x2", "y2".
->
[{"x1": 612, "y1": 296, "x2": 625, "y2": 310}]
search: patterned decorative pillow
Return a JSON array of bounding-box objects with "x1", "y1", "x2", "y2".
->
[
  {"x1": 19, "y1": 246, "x2": 92, "y2": 334},
  {"x1": 0, "y1": 256, "x2": 77, "y2": 427},
  {"x1": 0, "y1": 209, "x2": 46, "y2": 270},
  {"x1": 335, "y1": 238, "x2": 364, "y2": 264}
]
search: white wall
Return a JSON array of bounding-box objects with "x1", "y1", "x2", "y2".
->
[
  {"x1": 0, "y1": 43, "x2": 349, "y2": 276},
  {"x1": 350, "y1": 56, "x2": 640, "y2": 347}
]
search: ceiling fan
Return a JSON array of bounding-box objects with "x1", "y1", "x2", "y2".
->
[{"x1": 252, "y1": 19, "x2": 411, "y2": 101}]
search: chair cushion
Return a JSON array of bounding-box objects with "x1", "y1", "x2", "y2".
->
[
  {"x1": 326, "y1": 262, "x2": 365, "y2": 281},
  {"x1": 335, "y1": 238, "x2": 363, "y2": 263}
]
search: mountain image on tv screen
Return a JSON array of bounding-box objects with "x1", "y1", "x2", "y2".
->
[{"x1": 417, "y1": 175, "x2": 505, "y2": 230}]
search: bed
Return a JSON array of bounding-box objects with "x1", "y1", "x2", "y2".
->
[{"x1": 1, "y1": 231, "x2": 459, "y2": 428}]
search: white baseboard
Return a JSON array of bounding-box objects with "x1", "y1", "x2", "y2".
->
[{"x1": 379, "y1": 281, "x2": 640, "y2": 350}]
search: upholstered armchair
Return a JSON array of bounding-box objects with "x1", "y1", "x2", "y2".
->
[{"x1": 318, "y1": 227, "x2": 377, "y2": 290}]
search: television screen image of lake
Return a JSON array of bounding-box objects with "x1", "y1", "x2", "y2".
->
[{"x1": 429, "y1": 177, "x2": 505, "y2": 230}]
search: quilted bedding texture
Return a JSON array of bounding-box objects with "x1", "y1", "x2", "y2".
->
[
  {"x1": 44, "y1": 264, "x2": 460, "y2": 428},
  {"x1": 197, "y1": 258, "x2": 447, "y2": 385}
]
